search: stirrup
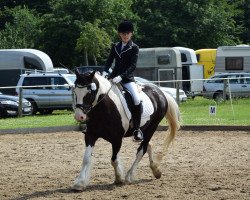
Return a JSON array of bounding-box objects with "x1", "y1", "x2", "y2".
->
[{"x1": 133, "y1": 129, "x2": 143, "y2": 142}]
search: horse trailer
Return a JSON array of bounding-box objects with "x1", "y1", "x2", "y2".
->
[
  {"x1": 134, "y1": 47, "x2": 182, "y2": 88},
  {"x1": 173, "y1": 47, "x2": 204, "y2": 97},
  {"x1": 135, "y1": 47, "x2": 204, "y2": 98},
  {"x1": 0, "y1": 49, "x2": 54, "y2": 94},
  {"x1": 215, "y1": 45, "x2": 250, "y2": 73}
]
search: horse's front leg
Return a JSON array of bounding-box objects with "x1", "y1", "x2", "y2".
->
[
  {"x1": 126, "y1": 142, "x2": 147, "y2": 183},
  {"x1": 72, "y1": 134, "x2": 98, "y2": 191},
  {"x1": 111, "y1": 140, "x2": 125, "y2": 184}
]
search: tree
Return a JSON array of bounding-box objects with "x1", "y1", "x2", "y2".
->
[
  {"x1": 133, "y1": 0, "x2": 243, "y2": 49},
  {"x1": 76, "y1": 21, "x2": 111, "y2": 66},
  {"x1": 0, "y1": 6, "x2": 41, "y2": 49},
  {"x1": 40, "y1": 0, "x2": 136, "y2": 68}
]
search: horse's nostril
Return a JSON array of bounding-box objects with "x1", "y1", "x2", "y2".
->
[{"x1": 80, "y1": 116, "x2": 84, "y2": 119}]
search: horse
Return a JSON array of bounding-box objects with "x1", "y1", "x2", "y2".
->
[{"x1": 73, "y1": 70, "x2": 180, "y2": 190}]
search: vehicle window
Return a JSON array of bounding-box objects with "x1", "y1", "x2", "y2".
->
[
  {"x1": 51, "y1": 77, "x2": 68, "y2": 90},
  {"x1": 242, "y1": 75, "x2": 250, "y2": 84},
  {"x1": 207, "y1": 75, "x2": 226, "y2": 83},
  {"x1": 24, "y1": 56, "x2": 43, "y2": 70},
  {"x1": 228, "y1": 75, "x2": 239, "y2": 84},
  {"x1": 23, "y1": 77, "x2": 51, "y2": 89},
  {"x1": 196, "y1": 54, "x2": 200, "y2": 62},
  {"x1": 66, "y1": 76, "x2": 76, "y2": 85},
  {"x1": 181, "y1": 53, "x2": 187, "y2": 62},
  {"x1": 225, "y1": 57, "x2": 243, "y2": 70},
  {"x1": 157, "y1": 55, "x2": 170, "y2": 65}
]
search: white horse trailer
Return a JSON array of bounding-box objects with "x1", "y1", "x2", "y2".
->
[
  {"x1": 0, "y1": 49, "x2": 54, "y2": 94},
  {"x1": 135, "y1": 47, "x2": 182, "y2": 88},
  {"x1": 173, "y1": 47, "x2": 204, "y2": 97},
  {"x1": 215, "y1": 45, "x2": 250, "y2": 73}
]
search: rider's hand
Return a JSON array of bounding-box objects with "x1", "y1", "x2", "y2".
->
[
  {"x1": 112, "y1": 76, "x2": 122, "y2": 84},
  {"x1": 102, "y1": 71, "x2": 108, "y2": 78}
]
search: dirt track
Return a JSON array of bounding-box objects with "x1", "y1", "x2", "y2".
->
[{"x1": 0, "y1": 130, "x2": 249, "y2": 200}]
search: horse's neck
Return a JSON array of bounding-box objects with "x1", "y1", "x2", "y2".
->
[{"x1": 96, "y1": 76, "x2": 123, "y2": 105}]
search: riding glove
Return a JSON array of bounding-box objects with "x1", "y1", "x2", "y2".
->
[
  {"x1": 112, "y1": 76, "x2": 122, "y2": 83},
  {"x1": 102, "y1": 71, "x2": 108, "y2": 78}
]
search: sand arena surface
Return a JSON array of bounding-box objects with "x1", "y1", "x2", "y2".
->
[{"x1": 0, "y1": 130, "x2": 249, "y2": 200}]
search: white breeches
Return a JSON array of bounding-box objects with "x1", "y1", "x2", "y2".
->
[{"x1": 123, "y1": 82, "x2": 141, "y2": 105}]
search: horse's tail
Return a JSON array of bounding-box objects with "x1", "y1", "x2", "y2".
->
[{"x1": 156, "y1": 93, "x2": 181, "y2": 163}]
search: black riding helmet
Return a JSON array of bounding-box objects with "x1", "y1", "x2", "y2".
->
[{"x1": 118, "y1": 20, "x2": 134, "y2": 33}]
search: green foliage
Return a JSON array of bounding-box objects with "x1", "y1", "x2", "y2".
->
[
  {"x1": 133, "y1": 0, "x2": 243, "y2": 48},
  {"x1": 40, "y1": 0, "x2": 136, "y2": 67},
  {"x1": 0, "y1": 0, "x2": 249, "y2": 67},
  {"x1": 76, "y1": 21, "x2": 111, "y2": 65},
  {"x1": 0, "y1": 6, "x2": 41, "y2": 49}
]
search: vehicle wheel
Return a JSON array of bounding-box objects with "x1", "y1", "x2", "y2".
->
[
  {"x1": 214, "y1": 91, "x2": 224, "y2": 102},
  {"x1": 39, "y1": 109, "x2": 53, "y2": 115},
  {"x1": 0, "y1": 107, "x2": 8, "y2": 118},
  {"x1": 30, "y1": 101, "x2": 38, "y2": 115}
]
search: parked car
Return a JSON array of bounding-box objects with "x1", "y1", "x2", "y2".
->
[
  {"x1": 203, "y1": 72, "x2": 250, "y2": 101},
  {"x1": 75, "y1": 66, "x2": 104, "y2": 74},
  {"x1": 0, "y1": 92, "x2": 32, "y2": 118},
  {"x1": 135, "y1": 77, "x2": 187, "y2": 102},
  {"x1": 16, "y1": 72, "x2": 76, "y2": 115}
]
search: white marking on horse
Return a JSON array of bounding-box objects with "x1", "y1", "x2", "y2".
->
[
  {"x1": 96, "y1": 74, "x2": 130, "y2": 133},
  {"x1": 111, "y1": 154, "x2": 125, "y2": 183},
  {"x1": 73, "y1": 145, "x2": 93, "y2": 190}
]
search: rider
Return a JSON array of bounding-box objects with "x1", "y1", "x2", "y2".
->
[{"x1": 102, "y1": 20, "x2": 143, "y2": 142}]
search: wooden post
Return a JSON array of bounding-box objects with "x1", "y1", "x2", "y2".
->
[
  {"x1": 176, "y1": 81, "x2": 180, "y2": 105},
  {"x1": 223, "y1": 79, "x2": 228, "y2": 101},
  {"x1": 18, "y1": 87, "x2": 23, "y2": 117}
]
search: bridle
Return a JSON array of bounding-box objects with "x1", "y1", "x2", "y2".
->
[{"x1": 74, "y1": 82, "x2": 114, "y2": 115}]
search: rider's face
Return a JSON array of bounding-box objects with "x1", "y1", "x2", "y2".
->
[{"x1": 119, "y1": 32, "x2": 133, "y2": 43}]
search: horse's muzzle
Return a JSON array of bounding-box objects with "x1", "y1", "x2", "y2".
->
[{"x1": 74, "y1": 108, "x2": 87, "y2": 122}]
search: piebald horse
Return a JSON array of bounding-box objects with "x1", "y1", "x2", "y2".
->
[{"x1": 73, "y1": 70, "x2": 180, "y2": 190}]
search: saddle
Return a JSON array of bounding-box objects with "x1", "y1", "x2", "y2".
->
[{"x1": 114, "y1": 83, "x2": 154, "y2": 126}]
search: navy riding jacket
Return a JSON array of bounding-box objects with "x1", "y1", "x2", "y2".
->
[{"x1": 104, "y1": 40, "x2": 139, "y2": 83}]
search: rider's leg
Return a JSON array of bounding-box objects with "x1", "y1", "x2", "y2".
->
[{"x1": 123, "y1": 82, "x2": 143, "y2": 141}]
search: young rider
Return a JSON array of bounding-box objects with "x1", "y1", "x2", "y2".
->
[{"x1": 102, "y1": 20, "x2": 143, "y2": 142}]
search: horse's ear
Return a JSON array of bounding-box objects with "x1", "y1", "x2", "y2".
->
[
  {"x1": 75, "y1": 69, "x2": 81, "y2": 78},
  {"x1": 89, "y1": 70, "x2": 96, "y2": 80}
]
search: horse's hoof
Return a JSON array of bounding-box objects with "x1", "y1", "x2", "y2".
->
[
  {"x1": 114, "y1": 179, "x2": 125, "y2": 185},
  {"x1": 154, "y1": 171, "x2": 162, "y2": 179},
  {"x1": 72, "y1": 185, "x2": 85, "y2": 191},
  {"x1": 72, "y1": 182, "x2": 86, "y2": 191},
  {"x1": 125, "y1": 174, "x2": 134, "y2": 184}
]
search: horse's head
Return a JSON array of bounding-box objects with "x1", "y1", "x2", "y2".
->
[{"x1": 74, "y1": 70, "x2": 100, "y2": 122}]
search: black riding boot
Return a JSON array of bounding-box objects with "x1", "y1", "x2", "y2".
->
[{"x1": 133, "y1": 102, "x2": 143, "y2": 142}]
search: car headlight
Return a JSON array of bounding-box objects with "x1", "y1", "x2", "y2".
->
[{"x1": 0, "y1": 100, "x2": 18, "y2": 106}]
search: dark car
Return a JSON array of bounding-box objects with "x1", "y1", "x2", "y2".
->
[
  {"x1": 0, "y1": 92, "x2": 32, "y2": 118},
  {"x1": 75, "y1": 66, "x2": 104, "y2": 73}
]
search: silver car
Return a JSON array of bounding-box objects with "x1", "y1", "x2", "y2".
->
[
  {"x1": 135, "y1": 77, "x2": 187, "y2": 102},
  {"x1": 16, "y1": 72, "x2": 76, "y2": 114},
  {"x1": 203, "y1": 72, "x2": 250, "y2": 101}
]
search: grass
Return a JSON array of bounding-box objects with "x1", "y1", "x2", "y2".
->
[
  {"x1": 0, "y1": 97, "x2": 249, "y2": 130},
  {"x1": 0, "y1": 110, "x2": 78, "y2": 130},
  {"x1": 178, "y1": 97, "x2": 250, "y2": 126}
]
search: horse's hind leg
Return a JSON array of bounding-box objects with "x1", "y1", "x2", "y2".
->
[
  {"x1": 111, "y1": 141, "x2": 125, "y2": 184},
  {"x1": 147, "y1": 142, "x2": 162, "y2": 179}
]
